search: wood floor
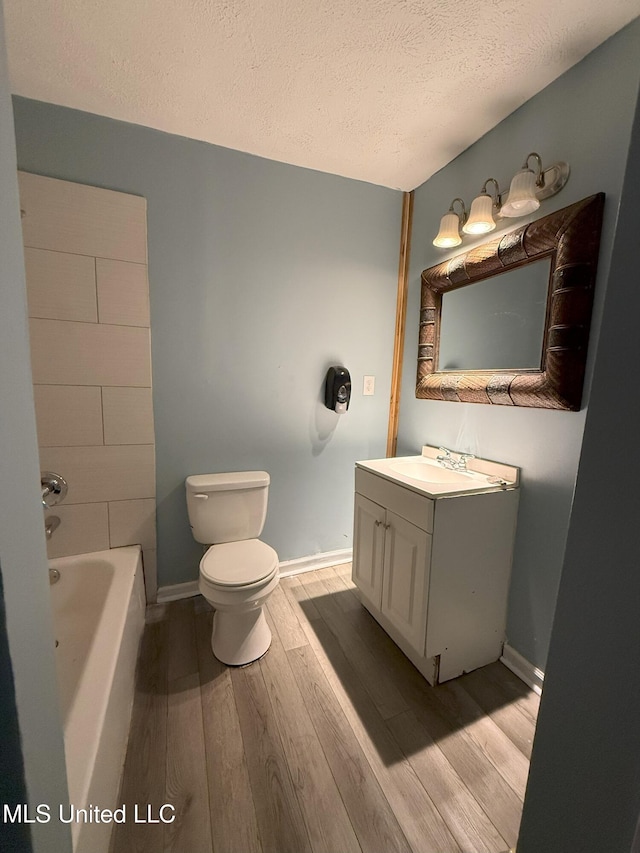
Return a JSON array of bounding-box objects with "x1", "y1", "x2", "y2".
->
[{"x1": 111, "y1": 564, "x2": 538, "y2": 853}]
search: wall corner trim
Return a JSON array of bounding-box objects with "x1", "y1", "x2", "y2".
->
[
  {"x1": 501, "y1": 643, "x2": 545, "y2": 695},
  {"x1": 386, "y1": 190, "x2": 414, "y2": 457}
]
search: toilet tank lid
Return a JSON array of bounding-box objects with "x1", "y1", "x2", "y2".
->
[{"x1": 186, "y1": 471, "x2": 270, "y2": 492}]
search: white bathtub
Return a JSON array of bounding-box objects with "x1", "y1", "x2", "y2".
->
[{"x1": 49, "y1": 546, "x2": 146, "y2": 853}]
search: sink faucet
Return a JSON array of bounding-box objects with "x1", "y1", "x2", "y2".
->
[
  {"x1": 456, "y1": 453, "x2": 475, "y2": 471},
  {"x1": 436, "y1": 447, "x2": 475, "y2": 471},
  {"x1": 436, "y1": 447, "x2": 454, "y2": 468}
]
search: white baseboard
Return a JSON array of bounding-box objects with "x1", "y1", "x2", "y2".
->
[
  {"x1": 500, "y1": 643, "x2": 545, "y2": 695},
  {"x1": 156, "y1": 548, "x2": 353, "y2": 601},
  {"x1": 278, "y1": 548, "x2": 353, "y2": 578},
  {"x1": 156, "y1": 580, "x2": 199, "y2": 603}
]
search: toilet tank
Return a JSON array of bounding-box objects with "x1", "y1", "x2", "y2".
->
[{"x1": 185, "y1": 471, "x2": 270, "y2": 544}]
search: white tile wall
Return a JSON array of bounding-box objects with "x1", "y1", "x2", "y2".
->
[
  {"x1": 96, "y1": 259, "x2": 150, "y2": 327},
  {"x1": 25, "y1": 248, "x2": 97, "y2": 322},
  {"x1": 45, "y1": 504, "x2": 110, "y2": 560},
  {"x1": 21, "y1": 172, "x2": 157, "y2": 601},
  {"x1": 29, "y1": 319, "x2": 151, "y2": 387},
  {"x1": 108, "y1": 499, "x2": 156, "y2": 550},
  {"x1": 19, "y1": 171, "x2": 147, "y2": 263},
  {"x1": 102, "y1": 387, "x2": 154, "y2": 445},
  {"x1": 39, "y1": 445, "x2": 155, "y2": 504},
  {"x1": 33, "y1": 385, "x2": 103, "y2": 447}
]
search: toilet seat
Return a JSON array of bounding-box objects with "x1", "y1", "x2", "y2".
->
[{"x1": 200, "y1": 539, "x2": 279, "y2": 588}]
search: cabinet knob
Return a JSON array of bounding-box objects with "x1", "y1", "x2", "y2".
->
[{"x1": 374, "y1": 520, "x2": 382, "y2": 527}]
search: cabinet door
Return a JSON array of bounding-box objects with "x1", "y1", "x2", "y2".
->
[
  {"x1": 352, "y1": 493, "x2": 386, "y2": 609},
  {"x1": 381, "y1": 511, "x2": 431, "y2": 656}
]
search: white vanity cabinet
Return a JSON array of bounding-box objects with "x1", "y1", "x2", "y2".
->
[
  {"x1": 352, "y1": 455, "x2": 519, "y2": 685},
  {"x1": 353, "y1": 486, "x2": 433, "y2": 659}
]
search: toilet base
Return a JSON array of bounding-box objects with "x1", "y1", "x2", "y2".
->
[{"x1": 211, "y1": 606, "x2": 272, "y2": 666}]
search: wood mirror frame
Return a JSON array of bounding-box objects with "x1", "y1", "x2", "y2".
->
[{"x1": 416, "y1": 193, "x2": 605, "y2": 411}]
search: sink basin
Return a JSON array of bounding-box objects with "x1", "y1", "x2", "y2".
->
[
  {"x1": 357, "y1": 447, "x2": 519, "y2": 499},
  {"x1": 389, "y1": 460, "x2": 474, "y2": 484}
]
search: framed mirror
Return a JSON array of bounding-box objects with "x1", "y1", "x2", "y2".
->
[{"x1": 416, "y1": 193, "x2": 604, "y2": 410}]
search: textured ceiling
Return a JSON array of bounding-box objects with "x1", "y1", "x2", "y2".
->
[{"x1": 4, "y1": 1, "x2": 639, "y2": 190}]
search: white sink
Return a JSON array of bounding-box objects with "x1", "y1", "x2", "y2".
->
[
  {"x1": 389, "y1": 459, "x2": 474, "y2": 484},
  {"x1": 356, "y1": 450, "x2": 519, "y2": 498}
]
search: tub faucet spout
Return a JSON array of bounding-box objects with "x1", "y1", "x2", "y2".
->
[{"x1": 45, "y1": 516, "x2": 60, "y2": 540}]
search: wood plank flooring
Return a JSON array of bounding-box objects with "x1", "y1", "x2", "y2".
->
[{"x1": 111, "y1": 564, "x2": 537, "y2": 853}]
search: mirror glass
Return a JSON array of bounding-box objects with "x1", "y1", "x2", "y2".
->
[{"x1": 438, "y1": 257, "x2": 552, "y2": 371}]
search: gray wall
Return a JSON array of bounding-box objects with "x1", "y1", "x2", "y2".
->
[
  {"x1": 0, "y1": 565, "x2": 31, "y2": 853},
  {"x1": 397, "y1": 18, "x2": 640, "y2": 669},
  {"x1": 518, "y1": 74, "x2": 640, "y2": 853},
  {"x1": 12, "y1": 99, "x2": 401, "y2": 587},
  {"x1": 0, "y1": 3, "x2": 71, "y2": 850}
]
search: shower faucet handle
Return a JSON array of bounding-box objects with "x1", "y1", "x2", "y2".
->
[{"x1": 41, "y1": 472, "x2": 68, "y2": 508}]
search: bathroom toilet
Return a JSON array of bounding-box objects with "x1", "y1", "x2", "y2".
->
[{"x1": 185, "y1": 471, "x2": 280, "y2": 666}]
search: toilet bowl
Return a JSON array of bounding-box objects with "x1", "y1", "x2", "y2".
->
[
  {"x1": 199, "y1": 538, "x2": 279, "y2": 665},
  {"x1": 185, "y1": 471, "x2": 280, "y2": 666}
]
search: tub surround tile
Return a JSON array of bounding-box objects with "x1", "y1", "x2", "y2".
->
[
  {"x1": 25, "y1": 247, "x2": 97, "y2": 323},
  {"x1": 109, "y1": 498, "x2": 157, "y2": 550},
  {"x1": 34, "y1": 385, "x2": 103, "y2": 447},
  {"x1": 45, "y1": 503, "x2": 109, "y2": 559},
  {"x1": 39, "y1": 445, "x2": 155, "y2": 504},
  {"x1": 23, "y1": 173, "x2": 156, "y2": 600},
  {"x1": 102, "y1": 387, "x2": 154, "y2": 445},
  {"x1": 29, "y1": 319, "x2": 151, "y2": 387},
  {"x1": 96, "y1": 259, "x2": 150, "y2": 327},
  {"x1": 19, "y1": 171, "x2": 147, "y2": 263}
]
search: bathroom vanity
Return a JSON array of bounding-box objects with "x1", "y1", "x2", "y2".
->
[{"x1": 352, "y1": 446, "x2": 520, "y2": 685}]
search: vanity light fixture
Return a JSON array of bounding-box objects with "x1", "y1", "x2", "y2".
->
[
  {"x1": 501, "y1": 152, "x2": 569, "y2": 217},
  {"x1": 501, "y1": 152, "x2": 542, "y2": 217},
  {"x1": 463, "y1": 178, "x2": 501, "y2": 235},
  {"x1": 433, "y1": 198, "x2": 466, "y2": 248},
  {"x1": 432, "y1": 152, "x2": 570, "y2": 247}
]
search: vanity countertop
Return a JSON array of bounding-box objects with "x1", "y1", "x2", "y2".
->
[{"x1": 356, "y1": 446, "x2": 519, "y2": 500}]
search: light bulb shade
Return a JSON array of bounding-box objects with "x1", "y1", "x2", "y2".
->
[
  {"x1": 433, "y1": 211, "x2": 462, "y2": 247},
  {"x1": 463, "y1": 193, "x2": 496, "y2": 234},
  {"x1": 501, "y1": 168, "x2": 540, "y2": 217}
]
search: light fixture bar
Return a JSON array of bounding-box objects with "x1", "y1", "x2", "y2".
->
[
  {"x1": 529, "y1": 161, "x2": 571, "y2": 201},
  {"x1": 432, "y1": 153, "x2": 570, "y2": 247}
]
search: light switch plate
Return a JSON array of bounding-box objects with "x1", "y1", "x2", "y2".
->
[{"x1": 363, "y1": 375, "x2": 375, "y2": 396}]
